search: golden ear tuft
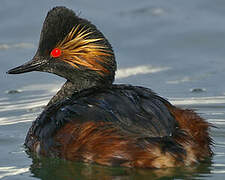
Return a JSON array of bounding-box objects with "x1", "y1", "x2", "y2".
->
[{"x1": 54, "y1": 24, "x2": 112, "y2": 74}]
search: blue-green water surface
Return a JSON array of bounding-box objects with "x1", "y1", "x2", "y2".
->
[{"x1": 1, "y1": 0, "x2": 225, "y2": 179}]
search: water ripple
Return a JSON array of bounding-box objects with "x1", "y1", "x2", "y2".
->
[
  {"x1": 170, "y1": 96, "x2": 225, "y2": 106},
  {"x1": 116, "y1": 65, "x2": 170, "y2": 79},
  {"x1": 0, "y1": 42, "x2": 34, "y2": 50},
  {"x1": 0, "y1": 166, "x2": 29, "y2": 179}
]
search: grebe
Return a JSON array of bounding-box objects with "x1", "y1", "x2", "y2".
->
[{"x1": 7, "y1": 6, "x2": 212, "y2": 168}]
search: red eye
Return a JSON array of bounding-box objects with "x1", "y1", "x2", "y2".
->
[{"x1": 51, "y1": 48, "x2": 61, "y2": 58}]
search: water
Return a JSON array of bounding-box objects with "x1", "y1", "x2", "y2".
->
[{"x1": 1, "y1": 0, "x2": 225, "y2": 179}]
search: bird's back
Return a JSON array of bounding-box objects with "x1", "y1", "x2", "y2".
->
[{"x1": 55, "y1": 84, "x2": 177, "y2": 138}]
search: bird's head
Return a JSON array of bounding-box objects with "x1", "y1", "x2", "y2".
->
[{"x1": 8, "y1": 6, "x2": 116, "y2": 85}]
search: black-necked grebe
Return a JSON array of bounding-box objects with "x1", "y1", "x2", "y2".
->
[{"x1": 7, "y1": 6, "x2": 212, "y2": 168}]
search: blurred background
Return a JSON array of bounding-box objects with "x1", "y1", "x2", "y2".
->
[{"x1": 0, "y1": 0, "x2": 225, "y2": 179}]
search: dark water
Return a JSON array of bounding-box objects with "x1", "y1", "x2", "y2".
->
[{"x1": 1, "y1": 0, "x2": 225, "y2": 179}]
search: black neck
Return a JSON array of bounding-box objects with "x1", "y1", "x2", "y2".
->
[{"x1": 46, "y1": 79, "x2": 100, "y2": 108}]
